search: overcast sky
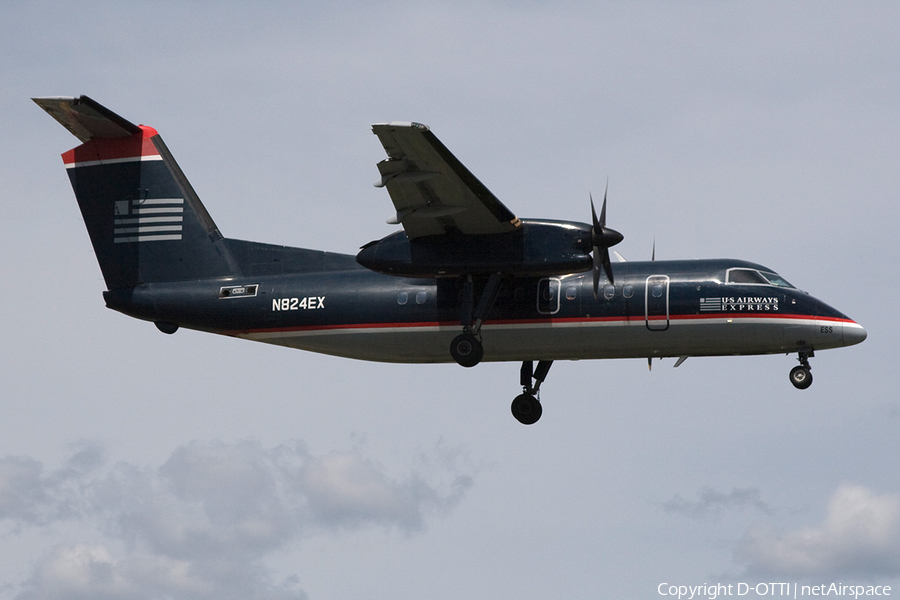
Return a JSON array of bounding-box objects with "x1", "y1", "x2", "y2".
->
[{"x1": 2, "y1": 2, "x2": 897, "y2": 598}]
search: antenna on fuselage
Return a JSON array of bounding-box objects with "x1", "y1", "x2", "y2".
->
[{"x1": 647, "y1": 239, "x2": 656, "y2": 371}]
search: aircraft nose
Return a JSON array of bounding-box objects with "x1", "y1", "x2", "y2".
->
[{"x1": 843, "y1": 321, "x2": 867, "y2": 347}]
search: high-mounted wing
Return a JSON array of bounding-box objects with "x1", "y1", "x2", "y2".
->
[{"x1": 372, "y1": 122, "x2": 521, "y2": 239}]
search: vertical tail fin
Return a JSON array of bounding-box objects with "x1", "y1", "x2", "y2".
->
[{"x1": 34, "y1": 96, "x2": 238, "y2": 288}]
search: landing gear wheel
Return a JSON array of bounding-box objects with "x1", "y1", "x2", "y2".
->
[
  {"x1": 511, "y1": 393, "x2": 542, "y2": 425},
  {"x1": 450, "y1": 333, "x2": 483, "y2": 367},
  {"x1": 790, "y1": 366, "x2": 813, "y2": 390}
]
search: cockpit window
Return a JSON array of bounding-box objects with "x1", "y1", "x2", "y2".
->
[
  {"x1": 727, "y1": 269, "x2": 769, "y2": 284},
  {"x1": 726, "y1": 268, "x2": 795, "y2": 289},
  {"x1": 760, "y1": 272, "x2": 795, "y2": 289}
]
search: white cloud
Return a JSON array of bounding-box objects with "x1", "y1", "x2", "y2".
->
[
  {"x1": 3, "y1": 440, "x2": 472, "y2": 599},
  {"x1": 301, "y1": 449, "x2": 472, "y2": 532},
  {"x1": 17, "y1": 544, "x2": 303, "y2": 600},
  {"x1": 737, "y1": 483, "x2": 900, "y2": 578}
]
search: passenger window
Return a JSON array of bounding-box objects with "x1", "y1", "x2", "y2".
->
[
  {"x1": 603, "y1": 284, "x2": 615, "y2": 300},
  {"x1": 623, "y1": 284, "x2": 634, "y2": 299},
  {"x1": 651, "y1": 284, "x2": 664, "y2": 298},
  {"x1": 565, "y1": 286, "x2": 577, "y2": 300},
  {"x1": 416, "y1": 291, "x2": 427, "y2": 305},
  {"x1": 397, "y1": 291, "x2": 408, "y2": 305}
]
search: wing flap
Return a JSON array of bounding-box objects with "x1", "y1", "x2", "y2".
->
[{"x1": 371, "y1": 123, "x2": 520, "y2": 239}]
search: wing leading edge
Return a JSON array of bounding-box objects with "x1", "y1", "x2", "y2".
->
[{"x1": 371, "y1": 122, "x2": 521, "y2": 239}]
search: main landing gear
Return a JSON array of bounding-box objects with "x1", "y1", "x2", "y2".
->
[
  {"x1": 789, "y1": 350, "x2": 814, "y2": 390},
  {"x1": 512, "y1": 360, "x2": 553, "y2": 425},
  {"x1": 450, "y1": 274, "x2": 503, "y2": 368},
  {"x1": 450, "y1": 332, "x2": 483, "y2": 367}
]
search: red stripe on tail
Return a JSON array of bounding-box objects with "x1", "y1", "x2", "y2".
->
[{"x1": 62, "y1": 125, "x2": 160, "y2": 166}]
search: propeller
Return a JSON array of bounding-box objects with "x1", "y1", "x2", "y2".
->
[{"x1": 590, "y1": 185, "x2": 624, "y2": 297}]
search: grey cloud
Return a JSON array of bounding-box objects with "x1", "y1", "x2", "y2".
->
[
  {"x1": 98, "y1": 441, "x2": 302, "y2": 561},
  {"x1": 736, "y1": 483, "x2": 900, "y2": 579},
  {"x1": 662, "y1": 487, "x2": 772, "y2": 519},
  {"x1": 4, "y1": 440, "x2": 472, "y2": 599},
  {"x1": 0, "y1": 442, "x2": 103, "y2": 527},
  {"x1": 0, "y1": 456, "x2": 50, "y2": 524}
]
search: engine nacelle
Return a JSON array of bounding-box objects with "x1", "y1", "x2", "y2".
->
[{"x1": 356, "y1": 219, "x2": 593, "y2": 277}]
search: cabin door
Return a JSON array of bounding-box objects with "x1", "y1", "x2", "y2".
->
[
  {"x1": 537, "y1": 278, "x2": 561, "y2": 315},
  {"x1": 645, "y1": 275, "x2": 670, "y2": 331}
]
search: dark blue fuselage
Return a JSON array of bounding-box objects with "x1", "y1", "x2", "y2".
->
[{"x1": 104, "y1": 243, "x2": 864, "y2": 364}]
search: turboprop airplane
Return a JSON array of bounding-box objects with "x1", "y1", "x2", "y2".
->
[{"x1": 34, "y1": 95, "x2": 866, "y2": 424}]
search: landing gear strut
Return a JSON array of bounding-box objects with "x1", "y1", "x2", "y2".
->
[
  {"x1": 450, "y1": 274, "x2": 502, "y2": 367},
  {"x1": 512, "y1": 360, "x2": 553, "y2": 425},
  {"x1": 789, "y1": 350, "x2": 814, "y2": 390}
]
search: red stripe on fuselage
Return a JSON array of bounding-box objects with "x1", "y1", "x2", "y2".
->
[{"x1": 62, "y1": 125, "x2": 160, "y2": 166}]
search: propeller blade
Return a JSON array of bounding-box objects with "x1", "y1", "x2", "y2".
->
[
  {"x1": 591, "y1": 193, "x2": 601, "y2": 298},
  {"x1": 589, "y1": 183, "x2": 623, "y2": 293},
  {"x1": 599, "y1": 184, "x2": 608, "y2": 227},
  {"x1": 591, "y1": 243, "x2": 616, "y2": 293},
  {"x1": 600, "y1": 247, "x2": 614, "y2": 285}
]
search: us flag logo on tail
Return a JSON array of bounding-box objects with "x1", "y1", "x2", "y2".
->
[{"x1": 113, "y1": 198, "x2": 184, "y2": 243}]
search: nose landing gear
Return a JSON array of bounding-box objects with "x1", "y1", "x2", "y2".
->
[
  {"x1": 512, "y1": 360, "x2": 553, "y2": 425},
  {"x1": 789, "y1": 350, "x2": 814, "y2": 390}
]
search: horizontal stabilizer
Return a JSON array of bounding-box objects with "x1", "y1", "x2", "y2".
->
[{"x1": 32, "y1": 95, "x2": 141, "y2": 142}]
